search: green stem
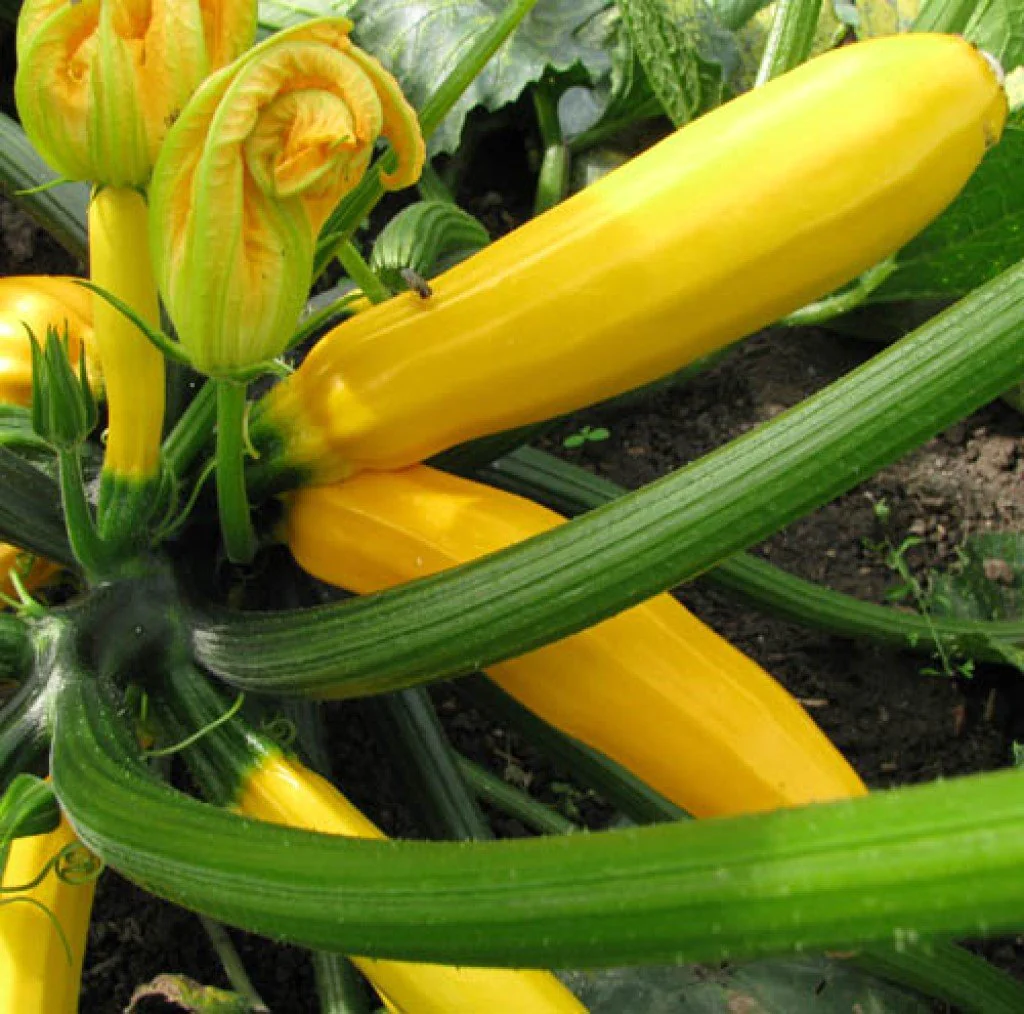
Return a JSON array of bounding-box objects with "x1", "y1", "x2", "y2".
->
[
  {"x1": 463, "y1": 674, "x2": 687, "y2": 825},
  {"x1": 0, "y1": 616, "x2": 30, "y2": 685},
  {"x1": 483, "y1": 447, "x2": 1024, "y2": 669},
  {"x1": 0, "y1": 448, "x2": 74, "y2": 566},
  {"x1": 713, "y1": 0, "x2": 775, "y2": 31},
  {"x1": 363, "y1": 688, "x2": 492, "y2": 841},
  {"x1": 50, "y1": 659, "x2": 1024, "y2": 970},
  {"x1": 417, "y1": 162, "x2": 456, "y2": 204},
  {"x1": 313, "y1": 0, "x2": 542, "y2": 280},
  {"x1": 911, "y1": 0, "x2": 976, "y2": 34},
  {"x1": 313, "y1": 953, "x2": 373, "y2": 1014},
  {"x1": 215, "y1": 380, "x2": 256, "y2": 566},
  {"x1": 754, "y1": 0, "x2": 824, "y2": 86},
  {"x1": 58, "y1": 448, "x2": 111, "y2": 578},
  {"x1": 0, "y1": 112, "x2": 89, "y2": 262},
  {"x1": 199, "y1": 915, "x2": 270, "y2": 1013},
  {"x1": 782, "y1": 257, "x2": 898, "y2": 327},
  {"x1": 337, "y1": 241, "x2": 391, "y2": 305},
  {"x1": 163, "y1": 380, "x2": 217, "y2": 480},
  {"x1": 454, "y1": 754, "x2": 578, "y2": 836},
  {"x1": 195, "y1": 260, "x2": 1024, "y2": 698},
  {"x1": 532, "y1": 82, "x2": 569, "y2": 214}
]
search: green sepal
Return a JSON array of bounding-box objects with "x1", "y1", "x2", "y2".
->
[
  {"x1": 369, "y1": 201, "x2": 489, "y2": 293},
  {"x1": 0, "y1": 774, "x2": 59, "y2": 873},
  {"x1": 49, "y1": 650, "x2": 1024, "y2": 969},
  {"x1": 76, "y1": 279, "x2": 190, "y2": 366},
  {"x1": 29, "y1": 327, "x2": 97, "y2": 451}
]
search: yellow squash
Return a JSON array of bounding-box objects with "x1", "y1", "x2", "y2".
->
[
  {"x1": 0, "y1": 813, "x2": 97, "y2": 1013},
  {"x1": 0, "y1": 275, "x2": 98, "y2": 407},
  {"x1": 238, "y1": 748, "x2": 586, "y2": 1013},
  {"x1": 0, "y1": 542, "x2": 59, "y2": 601},
  {"x1": 285, "y1": 467, "x2": 867, "y2": 817},
  {"x1": 255, "y1": 34, "x2": 1005, "y2": 485}
]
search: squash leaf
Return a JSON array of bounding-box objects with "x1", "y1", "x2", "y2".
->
[
  {"x1": 562, "y1": 956, "x2": 930, "y2": 1013},
  {"x1": 350, "y1": 0, "x2": 614, "y2": 154},
  {"x1": 258, "y1": 0, "x2": 358, "y2": 32},
  {"x1": 868, "y1": 126, "x2": 1024, "y2": 302},
  {"x1": 616, "y1": 0, "x2": 737, "y2": 126},
  {"x1": 964, "y1": 0, "x2": 1024, "y2": 73}
]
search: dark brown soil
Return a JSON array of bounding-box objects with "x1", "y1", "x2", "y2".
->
[{"x1": 4, "y1": 150, "x2": 1024, "y2": 1013}]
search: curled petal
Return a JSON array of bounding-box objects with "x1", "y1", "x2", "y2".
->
[
  {"x1": 149, "y1": 17, "x2": 425, "y2": 376},
  {"x1": 15, "y1": 0, "x2": 256, "y2": 185}
]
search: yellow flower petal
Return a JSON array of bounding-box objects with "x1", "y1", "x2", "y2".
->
[
  {"x1": 150, "y1": 17, "x2": 425, "y2": 376},
  {"x1": 15, "y1": 0, "x2": 257, "y2": 185}
]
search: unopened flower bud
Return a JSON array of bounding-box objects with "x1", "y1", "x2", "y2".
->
[{"x1": 149, "y1": 17, "x2": 425, "y2": 377}]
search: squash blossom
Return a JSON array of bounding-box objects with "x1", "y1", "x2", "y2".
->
[
  {"x1": 148, "y1": 17, "x2": 425, "y2": 378},
  {"x1": 14, "y1": 0, "x2": 257, "y2": 187}
]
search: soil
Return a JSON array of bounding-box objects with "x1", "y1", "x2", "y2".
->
[{"x1": 3, "y1": 99, "x2": 1024, "y2": 1014}]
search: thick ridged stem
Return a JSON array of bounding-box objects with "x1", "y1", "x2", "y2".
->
[
  {"x1": 754, "y1": 0, "x2": 824, "y2": 86},
  {"x1": 481, "y1": 446, "x2": 1024, "y2": 666},
  {"x1": 363, "y1": 689, "x2": 492, "y2": 841},
  {"x1": 50, "y1": 662, "x2": 1024, "y2": 970},
  {"x1": 0, "y1": 448, "x2": 74, "y2": 566},
  {"x1": 195, "y1": 260, "x2": 1024, "y2": 698}
]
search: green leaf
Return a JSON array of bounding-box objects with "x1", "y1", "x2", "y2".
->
[
  {"x1": 964, "y1": 0, "x2": 1024, "y2": 74},
  {"x1": 928, "y1": 532, "x2": 1024, "y2": 624},
  {"x1": 615, "y1": 0, "x2": 736, "y2": 124},
  {"x1": 369, "y1": 201, "x2": 490, "y2": 293},
  {"x1": 257, "y1": 0, "x2": 357, "y2": 32},
  {"x1": 559, "y1": 10, "x2": 665, "y2": 148},
  {"x1": 127, "y1": 974, "x2": 254, "y2": 1014},
  {"x1": 564, "y1": 956, "x2": 931, "y2": 1013},
  {"x1": 870, "y1": 127, "x2": 1024, "y2": 302},
  {"x1": 350, "y1": 0, "x2": 613, "y2": 154},
  {"x1": 847, "y1": 0, "x2": 921, "y2": 36},
  {"x1": 0, "y1": 774, "x2": 59, "y2": 846}
]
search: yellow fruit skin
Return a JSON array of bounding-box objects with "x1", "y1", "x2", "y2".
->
[
  {"x1": 259, "y1": 34, "x2": 1006, "y2": 484},
  {"x1": 88, "y1": 187, "x2": 164, "y2": 484},
  {"x1": 0, "y1": 814, "x2": 97, "y2": 1014},
  {"x1": 0, "y1": 275, "x2": 98, "y2": 408},
  {"x1": 0, "y1": 542, "x2": 60, "y2": 599},
  {"x1": 286, "y1": 467, "x2": 868, "y2": 817},
  {"x1": 238, "y1": 751, "x2": 586, "y2": 1013}
]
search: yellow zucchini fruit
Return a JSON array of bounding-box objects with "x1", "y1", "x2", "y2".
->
[
  {"x1": 0, "y1": 541, "x2": 60, "y2": 600},
  {"x1": 238, "y1": 749, "x2": 586, "y2": 1013},
  {"x1": 88, "y1": 187, "x2": 165, "y2": 485},
  {"x1": 0, "y1": 813, "x2": 97, "y2": 1014},
  {"x1": 0, "y1": 275, "x2": 98, "y2": 407},
  {"x1": 255, "y1": 34, "x2": 1005, "y2": 485},
  {"x1": 285, "y1": 467, "x2": 867, "y2": 817}
]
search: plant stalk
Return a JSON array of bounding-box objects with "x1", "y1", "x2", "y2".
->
[{"x1": 215, "y1": 380, "x2": 256, "y2": 566}]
